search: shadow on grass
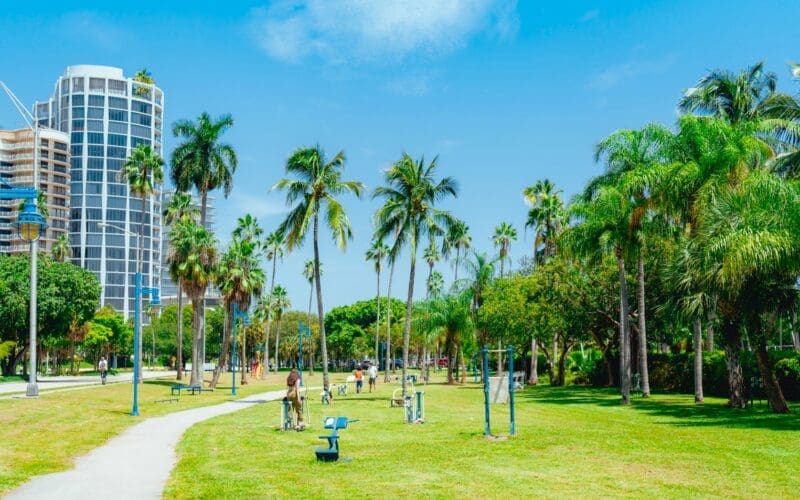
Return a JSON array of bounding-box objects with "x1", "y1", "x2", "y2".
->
[{"x1": 520, "y1": 385, "x2": 800, "y2": 431}]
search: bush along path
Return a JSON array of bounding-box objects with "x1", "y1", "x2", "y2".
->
[{"x1": 7, "y1": 388, "x2": 290, "y2": 500}]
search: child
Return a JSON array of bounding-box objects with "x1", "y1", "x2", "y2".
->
[{"x1": 354, "y1": 365, "x2": 364, "y2": 394}]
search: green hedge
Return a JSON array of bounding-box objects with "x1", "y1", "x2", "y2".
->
[{"x1": 576, "y1": 349, "x2": 800, "y2": 400}]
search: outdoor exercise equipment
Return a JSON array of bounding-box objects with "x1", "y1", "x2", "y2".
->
[
  {"x1": 481, "y1": 345, "x2": 517, "y2": 438},
  {"x1": 315, "y1": 416, "x2": 359, "y2": 462},
  {"x1": 280, "y1": 386, "x2": 309, "y2": 431},
  {"x1": 390, "y1": 377, "x2": 425, "y2": 423}
]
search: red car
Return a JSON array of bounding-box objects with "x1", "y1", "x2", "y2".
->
[{"x1": 436, "y1": 358, "x2": 449, "y2": 367}]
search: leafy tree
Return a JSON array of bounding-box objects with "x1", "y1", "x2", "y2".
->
[
  {"x1": 374, "y1": 153, "x2": 459, "y2": 394},
  {"x1": 273, "y1": 145, "x2": 364, "y2": 391},
  {"x1": 271, "y1": 285, "x2": 290, "y2": 371}
]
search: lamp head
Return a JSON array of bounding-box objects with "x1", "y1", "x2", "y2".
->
[
  {"x1": 16, "y1": 201, "x2": 46, "y2": 242},
  {"x1": 150, "y1": 288, "x2": 161, "y2": 307}
]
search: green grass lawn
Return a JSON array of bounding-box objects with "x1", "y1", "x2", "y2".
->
[
  {"x1": 0, "y1": 373, "x2": 286, "y2": 495},
  {"x1": 166, "y1": 371, "x2": 800, "y2": 498}
]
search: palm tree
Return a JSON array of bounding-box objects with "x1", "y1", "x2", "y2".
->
[
  {"x1": 590, "y1": 124, "x2": 673, "y2": 398},
  {"x1": 167, "y1": 219, "x2": 218, "y2": 386},
  {"x1": 163, "y1": 191, "x2": 199, "y2": 380},
  {"x1": 51, "y1": 234, "x2": 70, "y2": 262},
  {"x1": 462, "y1": 250, "x2": 497, "y2": 379},
  {"x1": 492, "y1": 222, "x2": 517, "y2": 277},
  {"x1": 524, "y1": 179, "x2": 565, "y2": 263},
  {"x1": 171, "y1": 113, "x2": 237, "y2": 227},
  {"x1": 444, "y1": 220, "x2": 470, "y2": 282},
  {"x1": 366, "y1": 239, "x2": 390, "y2": 363},
  {"x1": 422, "y1": 292, "x2": 474, "y2": 384},
  {"x1": 427, "y1": 271, "x2": 444, "y2": 298},
  {"x1": 271, "y1": 285, "x2": 290, "y2": 372},
  {"x1": 233, "y1": 213, "x2": 263, "y2": 243},
  {"x1": 423, "y1": 240, "x2": 440, "y2": 298},
  {"x1": 373, "y1": 153, "x2": 459, "y2": 395},
  {"x1": 133, "y1": 68, "x2": 154, "y2": 84},
  {"x1": 260, "y1": 230, "x2": 284, "y2": 379},
  {"x1": 273, "y1": 145, "x2": 364, "y2": 391},
  {"x1": 120, "y1": 143, "x2": 164, "y2": 381}
]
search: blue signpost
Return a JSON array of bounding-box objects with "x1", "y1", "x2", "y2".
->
[
  {"x1": 298, "y1": 321, "x2": 311, "y2": 387},
  {"x1": 132, "y1": 273, "x2": 160, "y2": 416},
  {"x1": 231, "y1": 304, "x2": 250, "y2": 396}
]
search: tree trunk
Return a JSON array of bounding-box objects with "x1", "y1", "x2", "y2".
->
[
  {"x1": 190, "y1": 294, "x2": 205, "y2": 386},
  {"x1": 753, "y1": 341, "x2": 790, "y2": 413},
  {"x1": 262, "y1": 316, "x2": 271, "y2": 380},
  {"x1": 459, "y1": 344, "x2": 467, "y2": 384},
  {"x1": 384, "y1": 260, "x2": 395, "y2": 382},
  {"x1": 240, "y1": 322, "x2": 248, "y2": 385},
  {"x1": 401, "y1": 243, "x2": 417, "y2": 396},
  {"x1": 617, "y1": 254, "x2": 631, "y2": 405},
  {"x1": 791, "y1": 308, "x2": 800, "y2": 351},
  {"x1": 313, "y1": 214, "x2": 330, "y2": 391},
  {"x1": 176, "y1": 282, "x2": 184, "y2": 381},
  {"x1": 210, "y1": 302, "x2": 232, "y2": 389},
  {"x1": 706, "y1": 297, "x2": 718, "y2": 352},
  {"x1": 693, "y1": 317, "x2": 704, "y2": 403},
  {"x1": 454, "y1": 247, "x2": 460, "y2": 283},
  {"x1": 199, "y1": 190, "x2": 208, "y2": 379},
  {"x1": 274, "y1": 317, "x2": 281, "y2": 374},
  {"x1": 307, "y1": 282, "x2": 314, "y2": 376},
  {"x1": 636, "y1": 255, "x2": 650, "y2": 397},
  {"x1": 528, "y1": 336, "x2": 538, "y2": 385},
  {"x1": 375, "y1": 267, "x2": 381, "y2": 363},
  {"x1": 551, "y1": 337, "x2": 557, "y2": 383},
  {"x1": 557, "y1": 342, "x2": 572, "y2": 386},
  {"x1": 722, "y1": 318, "x2": 746, "y2": 408}
]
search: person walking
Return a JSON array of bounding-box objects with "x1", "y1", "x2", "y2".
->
[
  {"x1": 98, "y1": 356, "x2": 108, "y2": 385},
  {"x1": 354, "y1": 365, "x2": 364, "y2": 394},
  {"x1": 286, "y1": 368, "x2": 305, "y2": 431},
  {"x1": 368, "y1": 362, "x2": 378, "y2": 393}
]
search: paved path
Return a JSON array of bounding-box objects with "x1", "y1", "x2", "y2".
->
[
  {"x1": 7, "y1": 389, "x2": 288, "y2": 500},
  {"x1": 0, "y1": 371, "x2": 177, "y2": 395}
]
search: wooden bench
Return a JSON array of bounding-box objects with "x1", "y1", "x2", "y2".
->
[{"x1": 315, "y1": 416, "x2": 357, "y2": 462}]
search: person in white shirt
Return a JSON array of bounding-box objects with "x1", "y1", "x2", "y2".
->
[
  {"x1": 98, "y1": 356, "x2": 108, "y2": 385},
  {"x1": 368, "y1": 363, "x2": 378, "y2": 393}
]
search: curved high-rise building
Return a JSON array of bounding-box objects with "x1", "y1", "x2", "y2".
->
[{"x1": 37, "y1": 65, "x2": 164, "y2": 318}]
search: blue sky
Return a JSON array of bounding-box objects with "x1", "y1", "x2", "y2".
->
[{"x1": 1, "y1": 1, "x2": 799, "y2": 310}]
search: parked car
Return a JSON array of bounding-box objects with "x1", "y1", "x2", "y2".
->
[{"x1": 437, "y1": 358, "x2": 449, "y2": 368}]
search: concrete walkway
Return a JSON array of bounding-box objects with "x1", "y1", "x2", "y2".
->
[
  {"x1": 7, "y1": 388, "x2": 288, "y2": 500},
  {"x1": 0, "y1": 371, "x2": 177, "y2": 395}
]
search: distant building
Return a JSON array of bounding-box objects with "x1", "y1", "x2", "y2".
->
[
  {"x1": 36, "y1": 65, "x2": 164, "y2": 318},
  {"x1": 0, "y1": 127, "x2": 70, "y2": 255}
]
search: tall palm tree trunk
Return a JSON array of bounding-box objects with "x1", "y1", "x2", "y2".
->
[
  {"x1": 274, "y1": 320, "x2": 281, "y2": 374},
  {"x1": 385, "y1": 261, "x2": 395, "y2": 382},
  {"x1": 636, "y1": 255, "x2": 650, "y2": 397},
  {"x1": 176, "y1": 282, "x2": 184, "y2": 380},
  {"x1": 137, "y1": 195, "x2": 146, "y2": 382},
  {"x1": 754, "y1": 341, "x2": 790, "y2": 413},
  {"x1": 401, "y1": 246, "x2": 417, "y2": 396},
  {"x1": 617, "y1": 253, "x2": 631, "y2": 405},
  {"x1": 262, "y1": 316, "x2": 271, "y2": 380},
  {"x1": 314, "y1": 214, "x2": 330, "y2": 391},
  {"x1": 210, "y1": 303, "x2": 232, "y2": 389},
  {"x1": 454, "y1": 248, "x2": 460, "y2": 283},
  {"x1": 307, "y1": 282, "x2": 314, "y2": 375},
  {"x1": 722, "y1": 318, "x2": 746, "y2": 408},
  {"x1": 375, "y1": 267, "x2": 381, "y2": 363},
  {"x1": 190, "y1": 296, "x2": 205, "y2": 386},
  {"x1": 199, "y1": 190, "x2": 208, "y2": 378},
  {"x1": 693, "y1": 317, "x2": 704, "y2": 403}
]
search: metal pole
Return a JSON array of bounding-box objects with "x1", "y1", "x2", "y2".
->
[
  {"x1": 26, "y1": 124, "x2": 39, "y2": 397},
  {"x1": 131, "y1": 271, "x2": 141, "y2": 416},
  {"x1": 232, "y1": 304, "x2": 238, "y2": 396},
  {"x1": 508, "y1": 345, "x2": 515, "y2": 436},
  {"x1": 482, "y1": 346, "x2": 490, "y2": 437}
]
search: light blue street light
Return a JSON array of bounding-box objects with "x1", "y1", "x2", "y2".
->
[
  {"x1": 132, "y1": 273, "x2": 160, "y2": 416},
  {"x1": 231, "y1": 303, "x2": 250, "y2": 396},
  {"x1": 0, "y1": 180, "x2": 46, "y2": 397}
]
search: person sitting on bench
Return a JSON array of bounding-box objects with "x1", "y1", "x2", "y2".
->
[{"x1": 286, "y1": 368, "x2": 305, "y2": 431}]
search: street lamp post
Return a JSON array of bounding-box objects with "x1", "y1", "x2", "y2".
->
[
  {"x1": 297, "y1": 322, "x2": 310, "y2": 387},
  {"x1": 0, "y1": 181, "x2": 46, "y2": 397},
  {"x1": 99, "y1": 222, "x2": 158, "y2": 416},
  {"x1": 231, "y1": 303, "x2": 250, "y2": 396}
]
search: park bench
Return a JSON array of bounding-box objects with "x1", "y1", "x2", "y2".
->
[
  {"x1": 315, "y1": 416, "x2": 357, "y2": 462},
  {"x1": 748, "y1": 376, "x2": 764, "y2": 407},
  {"x1": 171, "y1": 384, "x2": 202, "y2": 395}
]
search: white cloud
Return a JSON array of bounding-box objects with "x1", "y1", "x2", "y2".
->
[
  {"x1": 587, "y1": 54, "x2": 677, "y2": 90},
  {"x1": 249, "y1": 0, "x2": 519, "y2": 64},
  {"x1": 580, "y1": 9, "x2": 600, "y2": 22}
]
